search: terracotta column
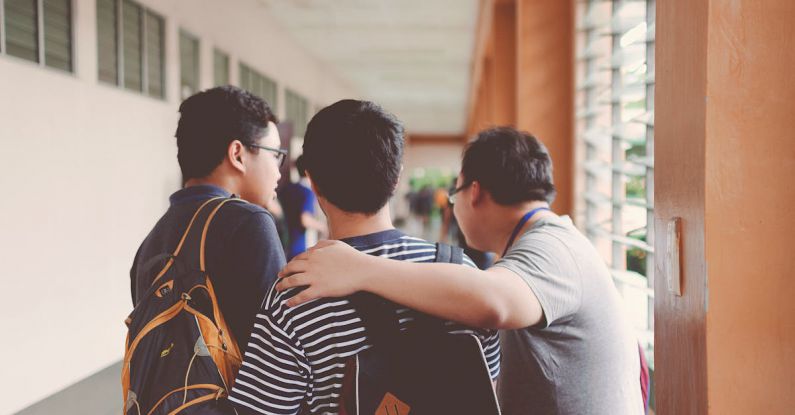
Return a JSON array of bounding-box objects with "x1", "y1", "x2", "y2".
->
[
  {"x1": 515, "y1": 0, "x2": 575, "y2": 215},
  {"x1": 656, "y1": 1, "x2": 795, "y2": 413}
]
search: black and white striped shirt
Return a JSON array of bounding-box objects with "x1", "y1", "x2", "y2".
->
[{"x1": 229, "y1": 229, "x2": 501, "y2": 415}]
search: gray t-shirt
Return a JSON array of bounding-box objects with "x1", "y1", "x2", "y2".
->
[{"x1": 494, "y1": 215, "x2": 643, "y2": 415}]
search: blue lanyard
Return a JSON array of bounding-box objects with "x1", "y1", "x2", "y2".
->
[{"x1": 502, "y1": 207, "x2": 550, "y2": 257}]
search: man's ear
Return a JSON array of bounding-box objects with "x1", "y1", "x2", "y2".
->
[
  {"x1": 470, "y1": 181, "x2": 484, "y2": 206},
  {"x1": 228, "y1": 140, "x2": 246, "y2": 173},
  {"x1": 394, "y1": 164, "x2": 404, "y2": 193}
]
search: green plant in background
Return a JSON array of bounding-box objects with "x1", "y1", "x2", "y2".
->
[{"x1": 626, "y1": 228, "x2": 647, "y2": 276}]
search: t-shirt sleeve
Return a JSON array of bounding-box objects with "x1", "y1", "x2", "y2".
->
[
  {"x1": 215, "y1": 211, "x2": 287, "y2": 347},
  {"x1": 493, "y1": 235, "x2": 582, "y2": 327},
  {"x1": 229, "y1": 288, "x2": 311, "y2": 415}
]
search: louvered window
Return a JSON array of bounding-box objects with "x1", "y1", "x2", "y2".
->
[
  {"x1": 179, "y1": 29, "x2": 199, "y2": 99},
  {"x1": 96, "y1": 0, "x2": 117, "y2": 83},
  {"x1": 213, "y1": 48, "x2": 229, "y2": 87},
  {"x1": 1, "y1": 0, "x2": 72, "y2": 72},
  {"x1": 144, "y1": 11, "x2": 163, "y2": 98},
  {"x1": 285, "y1": 89, "x2": 309, "y2": 138},
  {"x1": 121, "y1": 0, "x2": 141, "y2": 91},
  {"x1": 96, "y1": 0, "x2": 164, "y2": 98},
  {"x1": 239, "y1": 62, "x2": 277, "y2": 112},
  {"x1": 575, "y1": 0, "x2": 655, "y2": 384}
]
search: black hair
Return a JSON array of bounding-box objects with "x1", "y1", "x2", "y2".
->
[
  {"x1": 174, "y1": 85, "x2": 278, "y2": 180},
  {"x1": 301, "y1": 99, "x2": 404, "y2": 214},
  {"x1": 461, "y1": 127, "x2": 556, "y2": 205}
]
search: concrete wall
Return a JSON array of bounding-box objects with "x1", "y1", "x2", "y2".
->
[
  {"x1": 655, "y1": 0, "x2": 795, "y2": 413},
  {"x1": 0, "y1": 1, "x2": 355, "y2": 413}
]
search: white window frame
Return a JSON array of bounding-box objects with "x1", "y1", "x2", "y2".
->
[
  {"x1": 0, "y1": 0, "x2": 75, "y2": 73},
  {"x1": 576, "y1": 0, "x2": 656, "y2": 364}
]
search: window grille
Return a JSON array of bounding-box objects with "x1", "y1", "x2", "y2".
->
[
  {"x1": 239, "y1": 62, "x2": 277, "y2": 112},
  {"x1": 575, "y1": 0, "x2": 655, "y2": 369},
  {"x1": 179, "y1": 29, "x2": 199, "y2": 99},
  {"x1": 285, "y1": 88, "x2": 309, "y2": 138},
  {"x1": 1, "y1": 0, "x2": 73, "y2": 72},
  {"x1": 213, "y1": 48, "x2": 229, "y2": 87},
  {"x1": 97, "y1": 0, "x2": 164, "y2": 99}
]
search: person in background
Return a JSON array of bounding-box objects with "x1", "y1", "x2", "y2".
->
[{"x1": 278, "y1": 155, "x2": 327, "y2": 259}]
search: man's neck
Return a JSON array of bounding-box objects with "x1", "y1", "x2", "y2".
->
[
  {"x1": 488, "y1": 200, "x2": 554, "y2": 254},
  {"x1": 184, "y1": 176, "x2": 236, "y2": 194},
  {"x1": 326, "y1": 206, "x2": 395, "y2": 241}
]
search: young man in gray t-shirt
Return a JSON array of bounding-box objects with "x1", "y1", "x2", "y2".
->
[{"x1": 277, "y1": 127, "x2": 644, "y2": 415}]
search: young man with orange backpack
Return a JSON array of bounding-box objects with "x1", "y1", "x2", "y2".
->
[{"x1": 125, "y1": 86, "x2": 287, "y2": 414}]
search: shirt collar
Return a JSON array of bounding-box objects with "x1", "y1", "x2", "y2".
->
[
  {"x1": 340, "y1": 228, "x2": 405, "y2": 249},
  {"x1": 169, "y1": 184, "x2": 232, "y2": 206}
]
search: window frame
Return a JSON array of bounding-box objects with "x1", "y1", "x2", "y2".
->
[
  {"x1": 213, "y1": 47, "x2": 229, "y2": 87},
  {"x1": 178, "y1": 28, "x2": 199, "y2": 100},
  {"x1": 238, "y1": 61, "x2": 277, "y2": 113},
  {"x1": 0, "y1": 0, "x2": 75, "y2": 73},
  {"x1": 285, "y1": 88, "x2": 309, "y2": 138},
  {"x1": 97, "y1": 0, "x2": 165, "y2": 99},
  {"x1": 575, "y1": 0, "x2": 656, "y2": 360}
]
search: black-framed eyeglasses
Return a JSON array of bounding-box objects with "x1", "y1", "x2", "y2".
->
[
  {"x1": 447, "y1": 182, "x2": 471, "y2": 205},
  {"x1": 246, "y1": 144, "x2": 288, "y2": 167}
]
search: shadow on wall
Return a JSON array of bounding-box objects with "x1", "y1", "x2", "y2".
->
[{"x1": 14, "y1": 361, "x2": 121, "y2": 415}]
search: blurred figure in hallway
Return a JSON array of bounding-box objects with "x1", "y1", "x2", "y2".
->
[{"x1": 278, "y1": 155, "x2": 327, "y2": 259}]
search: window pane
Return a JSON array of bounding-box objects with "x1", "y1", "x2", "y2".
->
[
  {"x1": 261, "y1": 75, "x2": 276, "y2": 110},
  {"x1": 96, "y1": 0, "x2": 118, "y2": 84},
  {"x1": 145, "y1": 11, "x2": 164, "y2": 98},
  {"x1": 213, "y1": 49, "x2": 229, "y2": 86},
  {"x1": 122, "y1": 0, "x2": 142, "y2": 91},
  {"x1": 179, "y1": 30, "x2": 199, "y2": 99},
  {"x1": 238, "y1": 63, "x2": 277, "y2": 111},
  {"x1": 239, "y1": 63, "x2": 250, "y2": 90},
  {"x1": 43, "y1": 0, "x2": 72, "y2": 72},
  {"x1": 285, "y1": 89, "x2": 309, "y2": 137},
  {"x1": 5, "y1": 0, "x2": 39, "y2": 63}
]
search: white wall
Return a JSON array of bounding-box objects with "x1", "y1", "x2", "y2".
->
[{"x1": 0, "y1": 1, "x2": 356, "y2": 413}]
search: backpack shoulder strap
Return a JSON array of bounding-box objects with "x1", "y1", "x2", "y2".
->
[
  {"x1": 150, "y1": 197, "x2": 243, "y2": 286},
  {"x1": 353, "y1": 243, "x2": 466, "y2": 347},
  {"x1": 435, "y1": 242, "x2": 465, "y2": 265},
  {"x1": 348, "y1": 292, "x2": 401, "y2": 352}
]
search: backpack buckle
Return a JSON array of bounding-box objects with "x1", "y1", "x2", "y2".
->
[{"x1": 181, "y1": 293, "x2": 192, "y2": 302}]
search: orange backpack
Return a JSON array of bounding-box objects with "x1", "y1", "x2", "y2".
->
[{"x1": 122, "y1": 197, "x2": 243, "y2": 415}]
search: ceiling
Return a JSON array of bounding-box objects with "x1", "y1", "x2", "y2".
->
[{"x1": 258, "y1": 0, "x2": 479, "y2": 135}]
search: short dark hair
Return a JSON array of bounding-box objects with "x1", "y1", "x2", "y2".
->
[
  {"x1": 302, "y1": 99, "x2": 404, "y2": 214},
  {"x1": 174, "y1": 85, "x2": 278, "y2": 180},
  {"x1": 461, "y1": 127, "x2": 556, "y2": 205}
]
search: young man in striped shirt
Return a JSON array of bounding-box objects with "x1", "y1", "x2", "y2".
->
[{"x1": 228, "y1": 99, "x2": 500, "y2": 415}]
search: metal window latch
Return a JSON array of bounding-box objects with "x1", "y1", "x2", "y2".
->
[{"x1": 666, "y1": 217, "x2": 683, "y2": 296}]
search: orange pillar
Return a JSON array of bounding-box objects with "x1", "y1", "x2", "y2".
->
[
  {"x1": 490, "y1": 0, "x2": 517, "y2": 127},
  {"x1": 656, "y1": 1, "x2": 795, "y2": 413},
  {"x1": 654, "y1": 0, "x2": 709, "y2": 412},
  {"x1": 515, "y1": 0, "x2": 575, "y2": 215}
]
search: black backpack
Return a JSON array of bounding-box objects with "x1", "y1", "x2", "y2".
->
[
  {"x1": 123, "y1": 197, "x2": 243, "y2": 415},
  {"x1": 338, "y1": 243, "x2": 501, "y2": 415}
]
